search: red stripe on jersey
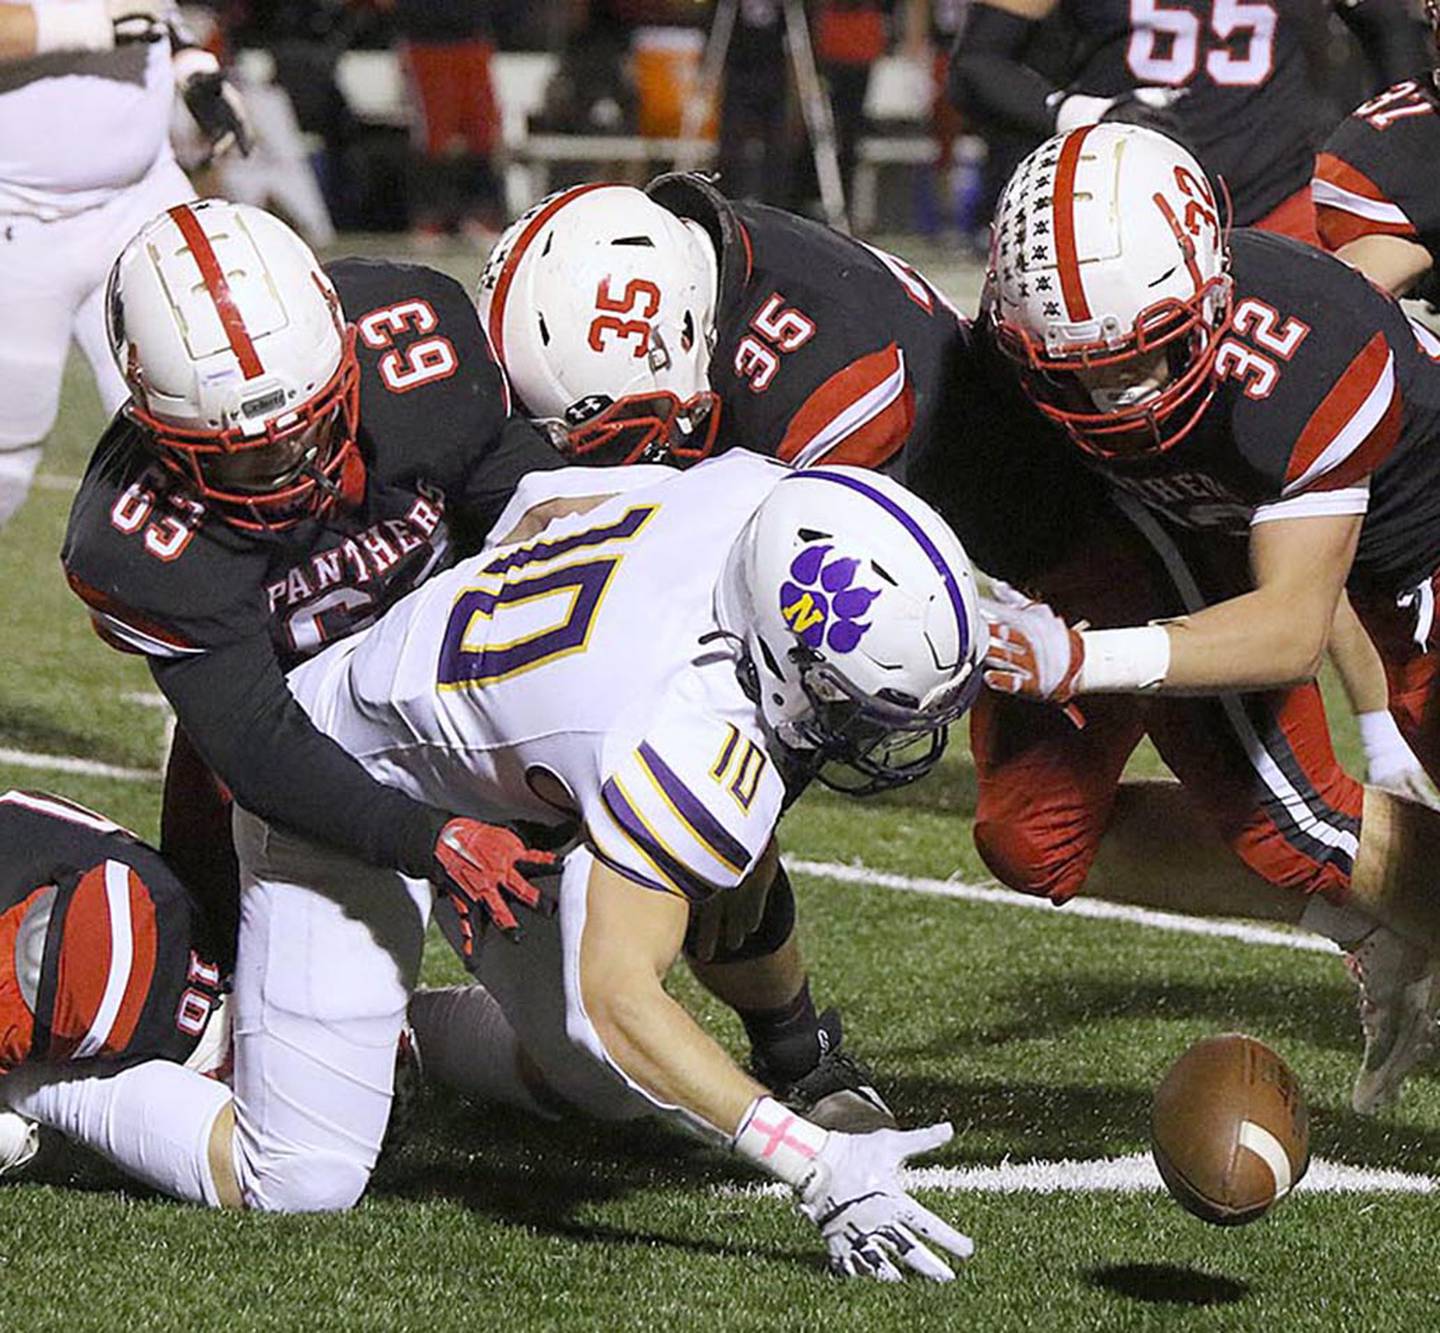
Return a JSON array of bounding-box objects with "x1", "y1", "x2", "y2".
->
[
  {"x1": 1315, "y1": 205, "x2": 1418, "y2": 251},
  {"x1": 1053, "y1": 127, "x2": 1094, "y2": 322},
  {"x1": 817, "y1": 384, "x2": 916, "y2": 469},
  {"x1": 65, "y1": 571, "x2": 199, "y2": 653},
  {"x1": 486, "y1": 183, "x2": 611, "y2": 366},
  {"x1": 107, "y1": 873, "x2": 157, "y2": 1054},
  {"x1": 47, "y1": 864, "x2": 112, "y2": 1061},
  {"x1": 1285, "y1": 332, "x2": 1400, "y2": 493},
  {"x1": 736, "y1": 219, "x2": 755, "y2": 285},
  {"x1": 167, "y1": 205, "x2": 265, "y2": 381},
  {"x1": 776, "y1": 344, "x2": 911, "y2": 465},
  {"x1": 1314, "y1": 152, "x2": 1399, "y2": 206},
  {"x1": 0, "y1": 886, "x2": 46, "y2": 1073}
]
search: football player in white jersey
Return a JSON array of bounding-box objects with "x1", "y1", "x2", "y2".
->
[
  {"x1": 3, "y1": 454, "x2": 986, "y2": 1281},
  {"x1": 0, "y1": 1, "x2": 247, "y2": 527}
]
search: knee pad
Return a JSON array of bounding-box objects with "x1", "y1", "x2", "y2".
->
[{"x1": 241, "y1": 1145, "x2": 372, "y2": 1214}]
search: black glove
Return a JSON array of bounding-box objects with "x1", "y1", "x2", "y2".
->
[{"x1": 175, "y1": 49, "x2": 253, "y2": 163}]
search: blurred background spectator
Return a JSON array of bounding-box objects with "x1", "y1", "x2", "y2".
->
[{"x1": 171, "y1": 0, "x2": 1434, "y2": 240}]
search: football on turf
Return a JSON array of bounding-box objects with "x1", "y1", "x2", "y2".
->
[{"x1": 1150, "y1": 1033, "x2": 1309, "y2": 1226}]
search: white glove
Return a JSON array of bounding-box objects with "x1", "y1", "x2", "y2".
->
[
  {"x1": 1053, "y1": 86, "x2": 1186, "y2": 134},
  {"x1": 797, "y1": 1123, "x2": 974, "y2": 1282},
  {"x1": 1358, "y1": 709, "x2": 1440, "y2": 808},
  {"x1": 34, "y1": 0, "x2": 168, "y2": 54},
  {"x1": 981, "y1": 593, "x2": 1085, "y2": 704}
]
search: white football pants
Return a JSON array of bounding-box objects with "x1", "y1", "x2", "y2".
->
[{"x1": 0, "y1": 151, "x2": 193, "y2": 524}]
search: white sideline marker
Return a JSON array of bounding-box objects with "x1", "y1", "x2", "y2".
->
[
  {"x1": 787, "y1": 857, "x2": 1340, "y2": 956},
  {"x1": 0, "y1": 747, "x2": 159, "y2": 782},
  {"x1": 720, "y1": 1153, "x2": 1436, "y2": 1197}
]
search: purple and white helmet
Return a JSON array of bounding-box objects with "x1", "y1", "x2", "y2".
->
[{"x1": 715, "y1": 466, "x2": 986, "y2": 793}]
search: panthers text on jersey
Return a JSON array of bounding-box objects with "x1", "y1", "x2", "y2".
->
[
  {"x1": 1056, "y1": 0, "x2": 1321, "y2": 226},
  {"x1": 1090, "y1": 230, "x2": 1440, "y2": 598},
  {"x1": 1314, "y1": 79, "x2": 1440, "y2": 263},
  {"x1": 0, "y1": 790, "x2": 222, "y2": 1075},
  {"x1": 286, "y1": 454, "x2": 796, "y2": 904}
]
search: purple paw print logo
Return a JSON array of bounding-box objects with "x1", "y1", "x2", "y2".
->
[{"x1": 779, "y1": 544, "x2": 881, "y2": 654}]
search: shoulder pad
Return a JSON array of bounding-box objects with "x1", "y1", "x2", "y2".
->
[{"x1": 588, "y1": 714, "x2": 782, "y2": 901}]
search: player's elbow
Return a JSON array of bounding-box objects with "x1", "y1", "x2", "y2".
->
[{"x1": 575, "y1": 956, "x2": 660, "y2": 1070}]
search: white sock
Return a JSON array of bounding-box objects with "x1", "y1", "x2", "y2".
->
[
  {"x1": 1299, "y1": 894, "x2": 1377, "y2": 950},
  {"x1": 0, "y1": 444, "x2": 42, "y2": 528},
  {"x1": 408, "y1": 986, "x2": 548, "y2": 1113},
  {"x1": 1, "y1": 1060, "x2": 233, "y2": 1205}
]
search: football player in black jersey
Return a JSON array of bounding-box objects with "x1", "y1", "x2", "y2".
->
[
  {"x1": 62, "y1": 201, "x2": 562, "y2": 965},
  {"x1": 1314, "y1": 0, "x2": 1440, "y2": 300},
  {"x1": 984, "y1": 123, "x2": 1440, "y2": 1112},
  {"x1": 0, "y1": 788, "x2": 226, "y2": 1181},
  {"x1": 948, "y1": 0, "x2": 1425, "y2": 238}
]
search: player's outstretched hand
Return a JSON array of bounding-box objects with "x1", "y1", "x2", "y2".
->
[
  {"x1": 981, "y1": 594, "x2": 1085, "y2": 705},
  {"x1": 174, "y1": 48, "x2": 254, "y2": 162},
  {"x1": 433, "y1": 818, "x2": 556, "y2": 951},
  {"x1": 798, "y1": 1123, "x2": 974, "y2": 1282}
]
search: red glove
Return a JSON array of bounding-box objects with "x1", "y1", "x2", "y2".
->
[
  {"x1": 981, "y1": 595, "x2": 1086, "y2": 704},
  {"x1": 433, "y1": 818, "x2": 556, "y2": 951}
]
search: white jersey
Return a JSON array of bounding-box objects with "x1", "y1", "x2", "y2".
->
[
  {"x1": 289, "y1": 452, "x2": 791, "y2": 901},
  {"x1": 0, "y1": 19, "x2": 176, "y2": 218}
]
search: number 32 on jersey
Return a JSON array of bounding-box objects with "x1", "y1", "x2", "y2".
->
[{"x1": 437, "y1": 505, "x2": 657, "y2": 687}]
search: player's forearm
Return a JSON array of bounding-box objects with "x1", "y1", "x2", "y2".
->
[
  {"x1": 1144, "y1": 590, "x2": 1333, "y2": 693},
  {"x1": 0, "y1": 5, "x2": 39, "y2": 57},
  {"x1": 583, "y1": 967, "x2": 766, "y2": 1137},
  {"x1": 1334, "y1": 0, "x2": 1430, "y2": 89},
  {"x1": 1334, "y1": 235, "x2": 1433, "y2": 297}
]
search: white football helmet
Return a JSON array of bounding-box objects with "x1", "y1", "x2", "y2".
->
[
  {"x1": 715, "y1": 466, "x2": 986, "y2": 793},
  {"x1": 107, "y1": 199, "x2": 359, "y2": 529},
  {"x1": 476, "y1": 182, "x2": 719, "y2": 466},
  {"x1": 989, "y1": 124, "x2": 1232, "y2": 457}
]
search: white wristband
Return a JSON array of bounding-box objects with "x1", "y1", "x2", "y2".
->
[
  {"x1": 1077, "y1": 626, "x2": 1171, "y2": 693},
  {"x1": 732, "y1": 1095, "x2": 828, "y2": 1188},
  {"x1": 34, "y1": 2, "x2": 114, "y2": 53}
]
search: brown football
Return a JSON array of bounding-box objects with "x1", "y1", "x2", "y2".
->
[{"x1": 1150, "y1": 1033, "x2": 1310, "y2": 1226}]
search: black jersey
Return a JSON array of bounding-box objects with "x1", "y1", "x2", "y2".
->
[
  {"x1": 651, "y1": 174, "x2": 969, "y2": 473},
  {"x1": 0, "y1": 790, "x2": 222, "y2": 1074},
  {"x1": 1058, "y1": 0, "x2": 1322, "y2": 225},
  {"x1": 1094, "y1": 230, "x2": 1440, "y2": 596},
  {"x1": 64, "y1": 259, "x2": 561, "y2": 670},
  {"x1": 649, "y1": 172, "x2": 1112, "y2": 585},
  {"x1": 61, "y1": 259, "x2": 565, "y2": 882},
  {"x1": 1315, "y1": 80, "x2": 1440, "y2": 262}
]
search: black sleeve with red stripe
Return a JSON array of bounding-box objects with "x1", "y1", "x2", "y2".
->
[
  {"x1": 0, "y1": 798, "x2": 219, "y2": 1070},
  {"x1": 1224, "y1": 233, "x2": 1407, "y2": 504},
  {"x1": 1314, "y1": 82, "x2": 1440, "y2": 262}
]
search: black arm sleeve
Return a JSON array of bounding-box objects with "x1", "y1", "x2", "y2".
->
[
  {"x1": 948, "y1": 3, "x2": 1059, "y2": 137},
  {"x1": 151, "y1": 636, "x2": 449, "y2": 878},
  {"x1": 1334, "y1": 0, "x2": 1430, "y2": 91},
  {"x1": 448, "y1": 416, "x2": 567, "y2": 556}
]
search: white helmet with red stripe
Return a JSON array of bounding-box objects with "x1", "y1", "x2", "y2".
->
[
  {"x1": 475, "y1": 182, "x2": 720, "y2": 466},
  {"x1": 989, "y1": 124, "x2": 1232, "y2": 458},
  {"x1": 107, "y1": 199, "x2": 360, "y2": 529}
]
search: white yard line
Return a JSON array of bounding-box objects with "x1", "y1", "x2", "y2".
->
[
  {"x1": 720, "y1": 1153, "x2": 1435, "y2": 1197},
  {"x1": 787, "y1": 857, "x2": 1339, "y2": 956},
  {"x1": 35, "y1": 472, "x2": 80, "y2": 492},
  {"x1": 0, "y1": 747, "x2": 159, "y2": 782},
  {"x1": 121, "y1": 691, "x2": 170, "y2": 710}
]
